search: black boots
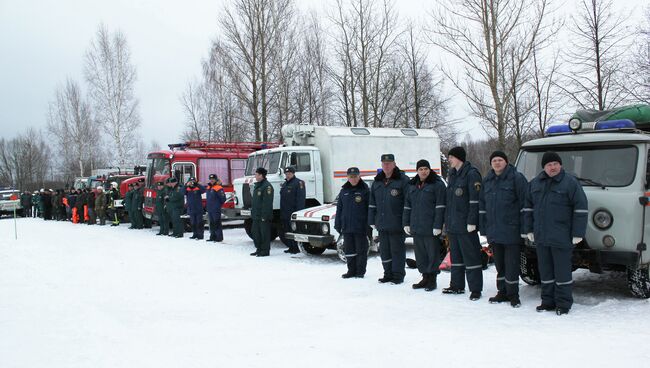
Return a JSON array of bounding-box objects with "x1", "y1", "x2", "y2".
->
[
  {"x1": 412, "y1": 274, "x2": 428, "y2": 289},
  {"x1": 378, "y1": 276, "x2": 392, "y2": 283},
  {"x1": 442, "y1": 287, "x2": 465, "y2": 294},
  {"x1": 489, "y1": 293, "x2": 510, "y2": 304},
  {"x1": 424, "y1": 274, "x2": 437, "y2": 291},
  {"x1": 341, "y1": 272, "x2": 355, "y2": 279},
  {"x1": 536, "y1": 304, "x2": 556, "y2": 312},
  {"x1": 469, "y1": 292, "x2": 482, "y2": 301}
]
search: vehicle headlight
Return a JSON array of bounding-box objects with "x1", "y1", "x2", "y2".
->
[
  {"x1": 321, "y1": 223, "x2": 329, "y2": 234},
  {"x1": 291, "y1": 221, "x2": 297, "y2": 231},
  {"x1": 593, "y1": 209, "x2": 613, "y2": 230}
]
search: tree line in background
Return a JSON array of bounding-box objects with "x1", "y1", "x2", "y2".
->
[{"x1": 2, "y1": 0, "x2": 650, "y2": 191}]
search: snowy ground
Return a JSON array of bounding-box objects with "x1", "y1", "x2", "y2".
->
[{"x1": 1, "y1": 217, "x2": 649, "y2": 368}]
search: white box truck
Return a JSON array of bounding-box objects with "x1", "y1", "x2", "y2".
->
[{"x1": 231, "y1": 124, "x2": 441, "y2": 257}]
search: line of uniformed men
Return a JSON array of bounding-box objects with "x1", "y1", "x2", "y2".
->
[{"x1": 334, "y1": 147, "x2": 587, "y2": 316}]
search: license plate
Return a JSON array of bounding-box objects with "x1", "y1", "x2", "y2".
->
[
  {"x1": 240, "y1": 209, "x2": 251, "y2": 216},
  {"x1": 294, "y1": 234, "x2": 309, "y2": 242}
]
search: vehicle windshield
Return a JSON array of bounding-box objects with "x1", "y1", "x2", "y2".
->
[
  {"x1": 516, "y1": 145, "x2": 638, "y2": 187},
  {"x1": 244, "y1": 152, "x2": 281, "y2": 176},
  {"x1": 147, "y1": 158, "x2": 171, "y2": 188}
]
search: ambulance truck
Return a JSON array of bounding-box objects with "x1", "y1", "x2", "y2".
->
[
  {"x1": 231, "y1": 124, "x2": 441, "y2": 256},
  {"x1": 516, "y1": 104, "x2": 650, "y2": 298}
]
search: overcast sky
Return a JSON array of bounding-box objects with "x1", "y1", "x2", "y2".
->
[{"x1": 0, "y1": 0, "x2": 645, "y2": 147}]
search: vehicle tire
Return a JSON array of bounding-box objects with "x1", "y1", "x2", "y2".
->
[
  {"x1": 520, "y1": 248, "x2": 540, "y2": 285},
  {"x1": 627, "y1": 265, "x2": 650, "y2": 299},
  {"x1": 244, "y1": 219, "x2": 253, "y2": 239},
  {"x1": 300, "y1": 242, "x2": 326, "y2": 255}
]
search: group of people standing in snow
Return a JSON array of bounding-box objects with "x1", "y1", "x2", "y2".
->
[{"x1": 334, "y1": 147, "x2": 587, "y2": 316}]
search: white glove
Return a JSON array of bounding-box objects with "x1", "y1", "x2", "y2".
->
[
  {"x1": 370, "y1": 225, "x2": 376, "y2": 230},
  {"x1": 433, "y1": 229, "x2": 442, "y2": 236},
  {"x1": 520, "y1": 234, "x2": 527, "y2": 239},
  {"x1": 572, "y1": 237, "x2": 582, "y2": 245},
  {"x1": 403, "y1": 226, "x2": 411, "y2": 235},
  {"x1": 527, "y1": 233, "x2": 534, "y2": 242},
  {"x1": 467, "y1": 224, "x2": 476, "y2": 233}
]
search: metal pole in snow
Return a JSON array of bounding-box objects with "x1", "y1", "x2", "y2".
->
[{"x1": 13, "y1": 205, "x2": 18, "y2": 240}]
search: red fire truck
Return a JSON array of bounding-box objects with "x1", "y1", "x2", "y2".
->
[{"x1": 143, "y1": 141, "x2": 277, "y2": 222}]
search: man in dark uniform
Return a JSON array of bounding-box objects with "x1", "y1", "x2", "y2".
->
[
  {"x1": 524, "y1": 151, "x2": 588, "y2": 315},
  {"x1": 479, "y1": 151, "x2": 529, "y2": 307},
  {"x1": 250, "y1": 167, "x2": 274, "y2": 257},
  {"x1": 444, "y1": 146, "x2": 484, "y2": 301},
  {"x1": 403, "y1": 159, "x2": 446, "y2": 291},
  {"x1": 182, "y1": 177, "x2": 206, "y2": 240},
  {"x1": 165, "y1": 177, "x2": 184, "y2": 238},
  {"x1": 75, "y1": 189, "x2": 85, "y2": 224},
  {"x1": 107, "y1": 182, "x2": 121, "y2": 226},
  {"x1": 130, "y1": 181, "x2": 145, "y2": 229},
  {"x1": 335, "y1": 167, "x2": 370, "y2": 278},
  {"x1": 280, "y1": 166, "x2": 306, "y2": 254},
  {"x1": 155, "y1": 181, "x2": 169, "y2": 236},
  {"x1": 125, "y1": 183, "x2": 134, "y2": 228},
  {"x1": 368, "y1": 154, "x2": 411, "y2": 285},
  {"x1": 86, "y1": 188, "x2": 96, "y2": 225},
  {"x1": 206, "y1": 174, "x2": 227, "y2": 242},
  {"x1": 20, "y1": 192, "x2": 32, "y2": 217}
]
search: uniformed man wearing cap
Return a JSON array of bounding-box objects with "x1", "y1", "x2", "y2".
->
[
  {"x1": 250, "y1": 167, "x2": 274, "y2": 257},
  {"x1": 280, "y1": 166, "x2": 306, "y2": 254},
  {"x1": 165, "y1": 177, "x2": 184, "y2": 238},
  {"x1": 131, "y1": 179, "x2": 145, "y2": 229},
  {"x1": 479, "y1": 151, "x2": 529, "y2": 307},
  {"x1": 125, "y1": 183, "x2": 134, "y2": 228},
  {"x1": 335, "y1": 167, "x2": 370, "y2": 278},
  {"x1": 403, "y1": 159, "x2": 446, "y2": 291},
  {"x1": 444, "y1": 146, "x2": 484, "y2": 301},
  {"x1": 155, "y1": 181, "x2": 169, "y2": 236},
  {"x1": 183, "y1": 176, "x2": 206, "y2": 240},
  {"x1": 369, "y1": 153, "x2": 411, "y2": 284},
  {"x1": 206, "y1": 174, "x2": 227, "y2": 242},
  {"x1": 524, "y1": 151, "x2": 588, "y2": 315}
]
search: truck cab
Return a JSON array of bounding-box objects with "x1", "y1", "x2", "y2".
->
[{"x1": 516, "y1": 104, "x2": 650, "y2": 298}]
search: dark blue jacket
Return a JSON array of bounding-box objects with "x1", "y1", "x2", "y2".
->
[
  {"x1": 335, "y1": 180, "x2": 370, "y2": 235},
  {"x1": 280, "y1": 176, "x2": 306, "y2": 219},
  {"x1": 524, "y1": 169, "x2": 588, "y2": 248},
  {"x1": 479, "y1": 164, "x2": 528, "y2": 245},
  {"x1": 445, "y1": 161, "x2": 482, "y2": 234},
  {"x1": 368, "y1": 167, "x2": 410, "y2": 232},
  {"x1": 206, "y1": 183, "x2": 227, "y2": 215},
  {"x1": 182, "y1": 184, "x2": 205, "y2": 216},
  {"x1": 403, "y1": 172, "x2": 446, "y2": 236}
]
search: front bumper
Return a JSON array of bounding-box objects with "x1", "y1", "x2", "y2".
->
[
  {"x1": 285, "y1": 232, "x2": 335, "y2": 247},
  {"x1": 0, "y1": 201, "x2": 21, "y2": 212}
]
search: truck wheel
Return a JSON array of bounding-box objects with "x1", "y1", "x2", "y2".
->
[
  {"x1": 300, "y1": 242, "x2": 326, "y2": 255},
  {"x1": 520, "y1": 249, "x2": 540, "y2": 285},
  {"x1": 244, "y1": 219, "x2": 253, "y2": 239},
  {"x1": 627, "y1": 265, "x2": 650, "y2": 299}
]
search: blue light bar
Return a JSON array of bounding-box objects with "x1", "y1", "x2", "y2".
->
[
  {"x1": 594, "y1": 119, "x2": 636, "y2": 131},
  {"x1": 545, "y1": 124, "x2": 572, "y2": 135}
]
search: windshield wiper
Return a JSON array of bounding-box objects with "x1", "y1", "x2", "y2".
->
[{"x1": 576, "y1": 176, "x2": 606, "y2": 189}]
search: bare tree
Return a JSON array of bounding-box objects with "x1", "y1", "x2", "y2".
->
[
  {"x1": 628, "y1": 6, "x2": 650, "y2": 104},
  {"x1": 561, "y1": 0, "x2": 632, "y2": 110},
  {"x1": 84, "y1": 24, "x2": 141, "y2": 166},
  {"x1": 427, "y1": 0, "x2": 554, "y2": 150},
  {"x1": 47, "y1": 79, "x2": 100, "y2": 180},
  {"x1": 0, "y1": 129, "x2": 51, "y2": 190}
]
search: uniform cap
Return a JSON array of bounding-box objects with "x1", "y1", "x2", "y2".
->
[
  {"x1": 541, "y1": 151, "x2": 562, "y2": 168},
  {"x1": 448, "y1": 146, "x2": 466, "y2": 162},
  {"x1": 416, "y1": 159, "x2": 431, "y2": 169},
  {"x1": 489, "y1": 150, "x2": 508, "y2": 163},
  {"x1": 284, "y1": 166, "x2": 296, "y2": 174},
  {"x1": 347, "y1": 167, "x2": 360, "y2": 175},
  {"x1": 209, "y1": 174, "x2": 218, "y2": 180},
  {"x1": 381, "y1": 154, "x2": 395, "y2": 162},
  {"x1": 256, "y1": 167, "x2": 268, "y2": 176}
]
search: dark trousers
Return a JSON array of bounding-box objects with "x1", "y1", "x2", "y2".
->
[
  {"x1": 414, "y1": 235, "x2": 442, "y2": 275},
  {"x1": 280, "y1": 218, "x2": 297, "y2": 249},
  {"x1": 157, "y1": 210, "x2": 170, "y2": 235},
  {"x1": 448, "y1": 232, "x2": 483, "y2": 292},
  {"x1": 378, "y1": 230, "x2": 406, "y2": 281},
  {"x1": 189, "y1": 212, "x2": 204, "y2": 239},
  {"x1": 344, "y1": 233, "x2": 369, "y2": 276},
  {"x1": 97, "y1": 209, "x2": 106, "y2": 225},
  {"x1": 208, "y1": 211, "x2": 223, "y2": 241},
  {"x1": 536, "y1": 245, "x2": 573, "y2": 309},
  {"x1": 168, "y1": 209, "x2": 183, "y2": 237},
  {"x1": 87, "y1": 208, "x2": 96, "y2": 224},
  {"x1": 252, "y1": 219, "x2": 271, "y2": 255},
  {"x1": 132, "y1": 209, "x2": 144, "y2": 229},
  {"x1": 492, "y1": 243, "x2": 521, "y2": 297}
]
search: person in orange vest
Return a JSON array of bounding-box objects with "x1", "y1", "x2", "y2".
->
[{"x1": 206, "y1": 174, "x2": 227, "y2": 242}]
